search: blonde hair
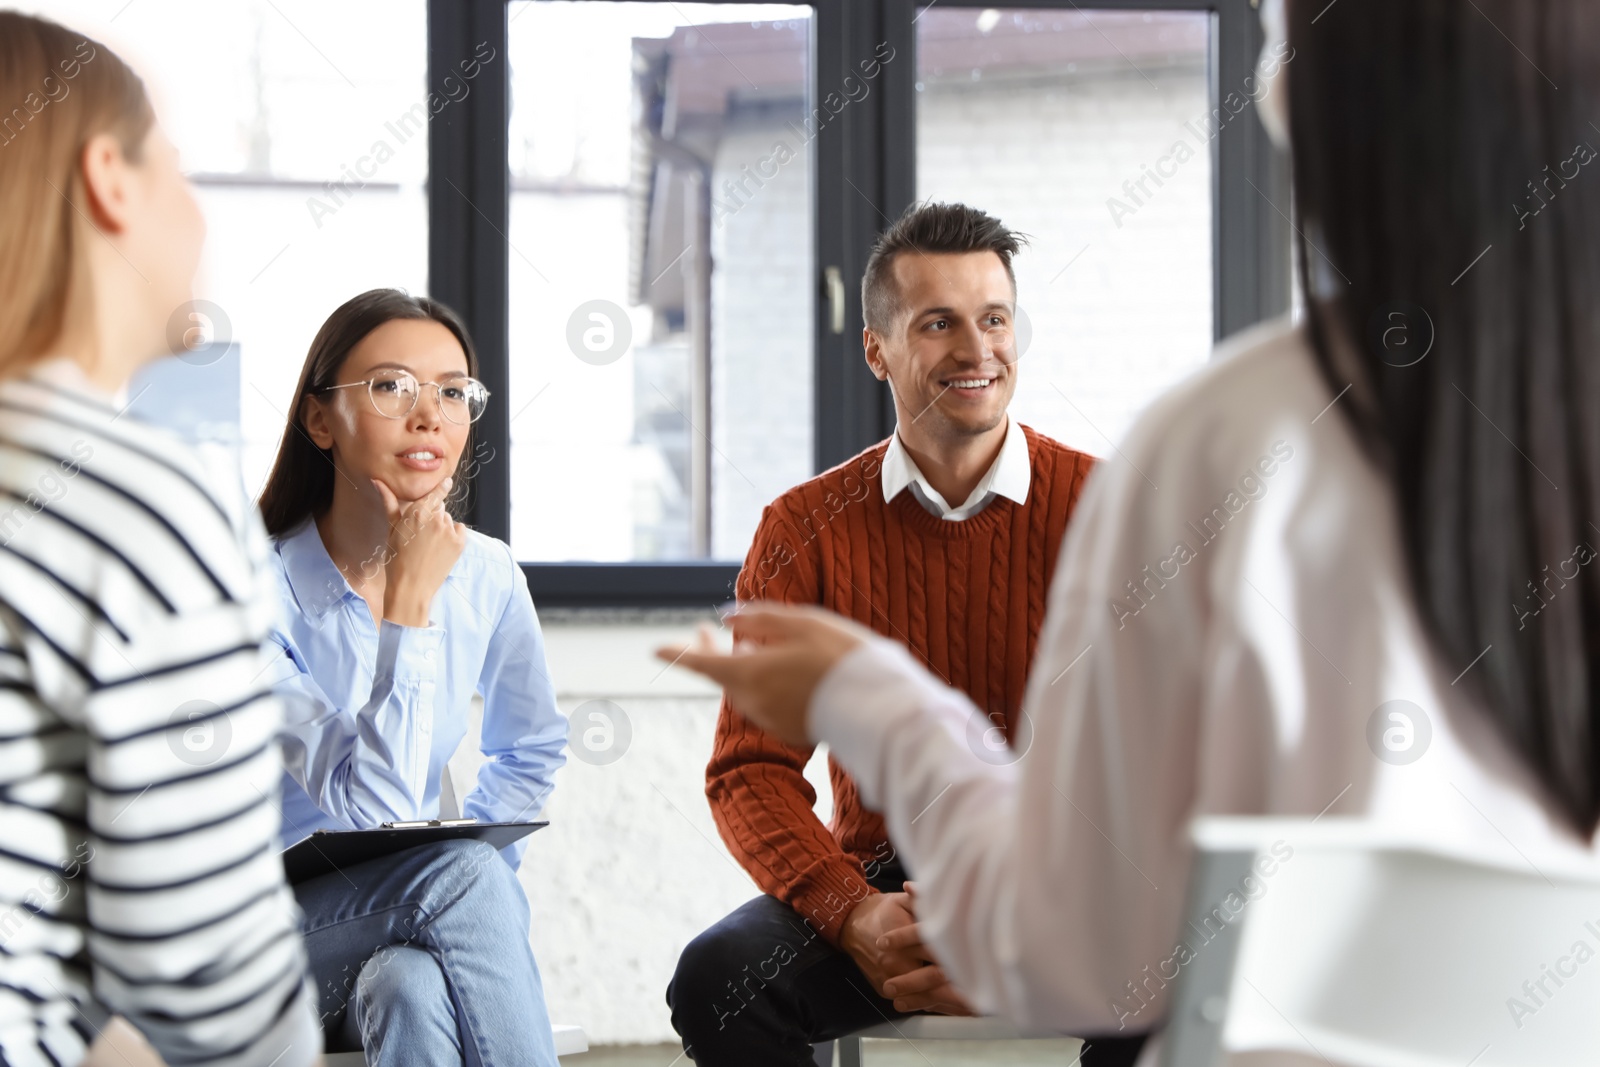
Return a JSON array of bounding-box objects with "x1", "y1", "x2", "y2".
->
[{"x1": 0, "y1": 11, "x2": 153, "y2": 374}]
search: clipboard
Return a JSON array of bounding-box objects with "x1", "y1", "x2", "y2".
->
[{"x1": 281, "y1": 819, "x2": 548, "y2": 885}]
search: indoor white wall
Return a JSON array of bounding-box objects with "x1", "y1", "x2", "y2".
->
[{"x1": 447, "y1": 613, "x2": 834, "y2": 1046}]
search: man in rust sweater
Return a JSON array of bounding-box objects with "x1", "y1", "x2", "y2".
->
[{"x1": 667, "y1": 202, "x2": 1140, "y2": 1066}]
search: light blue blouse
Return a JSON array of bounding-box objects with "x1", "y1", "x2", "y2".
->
[{"x1": 264, "y1": 519, "x2": 566, "y2": 868}]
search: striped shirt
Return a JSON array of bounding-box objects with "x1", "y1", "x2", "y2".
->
[{"x1": 0, "y1": 362, "x2": 319, "y2": 1067}]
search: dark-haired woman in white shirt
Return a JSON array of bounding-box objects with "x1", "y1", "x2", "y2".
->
[{"x1": 663, "y1": 2, "x2": 1600, "y2": 1063}]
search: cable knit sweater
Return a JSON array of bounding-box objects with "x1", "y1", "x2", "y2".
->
[{"x1": 706, "y1": 425, "x2": 1096, "y2": 944}]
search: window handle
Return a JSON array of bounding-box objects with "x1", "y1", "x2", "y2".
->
[{"x1": 824, "y1": 265, "x2": 846, "y2": 335}]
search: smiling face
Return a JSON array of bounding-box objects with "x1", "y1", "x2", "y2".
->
[
  {"x1": 302, "y1": 317, "x2": 472, "y2": 504},
  {"x1": 864, "y1": 250, "x2": 1020, "y2": 442}
]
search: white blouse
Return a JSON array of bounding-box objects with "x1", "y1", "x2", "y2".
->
[{"x1": 810, "y1": 318, "x2": 1600, "y2": 1055}]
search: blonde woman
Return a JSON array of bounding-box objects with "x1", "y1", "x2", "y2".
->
[{"x1": 0, "y1": 12, "x2": 319, "y2": 1067}]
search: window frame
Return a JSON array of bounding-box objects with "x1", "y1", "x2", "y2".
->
[{"x1": 428, "y1": 0, "x2": 1287, "y2": 608}]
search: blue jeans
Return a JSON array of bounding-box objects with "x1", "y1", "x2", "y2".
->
[{"x1": 294, "y1": 838, "x2": 558, "y2": 1067}]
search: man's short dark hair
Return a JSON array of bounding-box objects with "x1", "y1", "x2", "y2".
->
[{"x1": 861, "y1": 201, "x2": 1028, "y2": 334}]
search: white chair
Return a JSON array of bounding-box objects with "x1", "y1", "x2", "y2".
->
[
  {"x1": 1161, "y1": 817, "x2": 1600, "y2": 1067},
  {"x1": 323, "y1": 1024, "x2": 588, "y2": 1064},
  {"x1": 833, "y1": 1015, "x2": 1070, "y2": 1065},
  {"x1": 439, "y1": 763, "x2": 462, "y2": 820}
]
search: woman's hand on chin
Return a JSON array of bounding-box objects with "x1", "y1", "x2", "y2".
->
[
  {"x1": 372, "y1": 474, "x2": 466, "y2": 628},
  {"x1": 656, "y1": 603, "x2": 871, "y2": 745}
]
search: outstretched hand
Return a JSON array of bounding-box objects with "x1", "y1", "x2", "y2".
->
[{"x1": 654, "y1": 603, "x2": 874, "y2": 745}]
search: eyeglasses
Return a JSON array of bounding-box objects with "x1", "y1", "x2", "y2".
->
[{"x1": 320, "y1": 368, "x2": 490, "y2": 425}]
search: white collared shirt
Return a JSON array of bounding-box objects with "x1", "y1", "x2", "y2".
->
[{"x1": 881, "y1": 415, "x2": 1031, "y2": 520}]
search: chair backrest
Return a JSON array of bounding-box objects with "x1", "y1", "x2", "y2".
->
[
  {"x1": 1161, "y1": 818, "x2": 1600, "y2": 1067},
  {"x1": 439, "y1": 763, "x2": 461, "y2": 820}
]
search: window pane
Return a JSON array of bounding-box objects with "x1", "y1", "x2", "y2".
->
[
  {"x1": 917, "y1": 8, "x2": 1213, "y2": 455},
  {"x1": 507, "y1": 2, "x2": 815, "y2": 563},
  {"x1": 27, "y1": 0, "x2": 429, "y2": 496}
]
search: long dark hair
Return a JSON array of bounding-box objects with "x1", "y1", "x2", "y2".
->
[
  {"x1": 1289, "y1": 1, "x2": 1600, "y2": 833},
  {"x1": 257, "y1": 289, "x2": 478, "y2": 537}
]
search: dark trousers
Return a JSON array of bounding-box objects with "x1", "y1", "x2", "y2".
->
[{"x1": 666, "y1": 865, "x2": 1147, "y2": 1067}]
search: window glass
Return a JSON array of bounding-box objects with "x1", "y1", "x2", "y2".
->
[
  {"x1": 507, "y1": 2, "x2": 815, "y2": 563},
  {"x1": 26, "y1": 0, "x2": 430, "y2": 497},
  {"x1": 917, "y1": 7, "x2": 1214, "y2": 455}
]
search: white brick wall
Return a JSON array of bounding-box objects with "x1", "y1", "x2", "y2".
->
[
  {"x1": 916, "y1": 61, "x2": 1214, "y2": 455},
  {"x1": 447, "y1": 618, "x2": 832, "y2": 1046},
  {"x1": 710, "y1": 113, "x2": 816, "y2": 561}
]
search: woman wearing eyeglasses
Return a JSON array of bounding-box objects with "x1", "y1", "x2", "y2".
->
[{"x1": 255, "y1": 288, "x2": 565, "y2": 1066}]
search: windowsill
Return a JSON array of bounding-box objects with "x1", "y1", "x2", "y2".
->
[
  {"x1": 540, "y1": 608, "x2": 723, "y2": 698},
  {"x1": 522, "y1": 562, "x2": 742, "y2": 610}
]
